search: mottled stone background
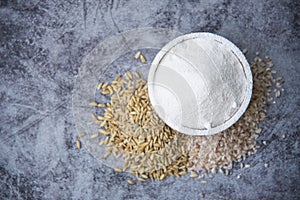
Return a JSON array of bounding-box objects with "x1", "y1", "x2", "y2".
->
[{"x1": 0, "y1": 0, "x2": 299, "y2": 199}]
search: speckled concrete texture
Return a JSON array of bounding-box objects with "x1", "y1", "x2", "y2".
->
[{"x1": 0, "y1": 0, "x2": 299, "y2": 199}]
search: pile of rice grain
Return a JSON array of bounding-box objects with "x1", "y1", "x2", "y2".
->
[
  {"x1": 83, "y1": 53, "x2": 283, "y2": 183},
  {"x1": 187, "y1": 54, "x2": 283, "y2": 174},
  {"x1": 92, "y1": 72, "x2": 189, "y2": 182}
]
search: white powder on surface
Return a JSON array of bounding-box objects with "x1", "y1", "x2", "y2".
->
[{"x1": 148, "y1": 33, "x2": 252, "y2": 136}]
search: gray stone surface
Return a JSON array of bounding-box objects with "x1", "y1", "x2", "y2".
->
[{"x1": 0, "y1": 0, "x2": 299, "y2": 199}]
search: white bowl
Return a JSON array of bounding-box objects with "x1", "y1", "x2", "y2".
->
[{"x1": 148, "y1": 32, "x2": 253, "y2": 136}]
